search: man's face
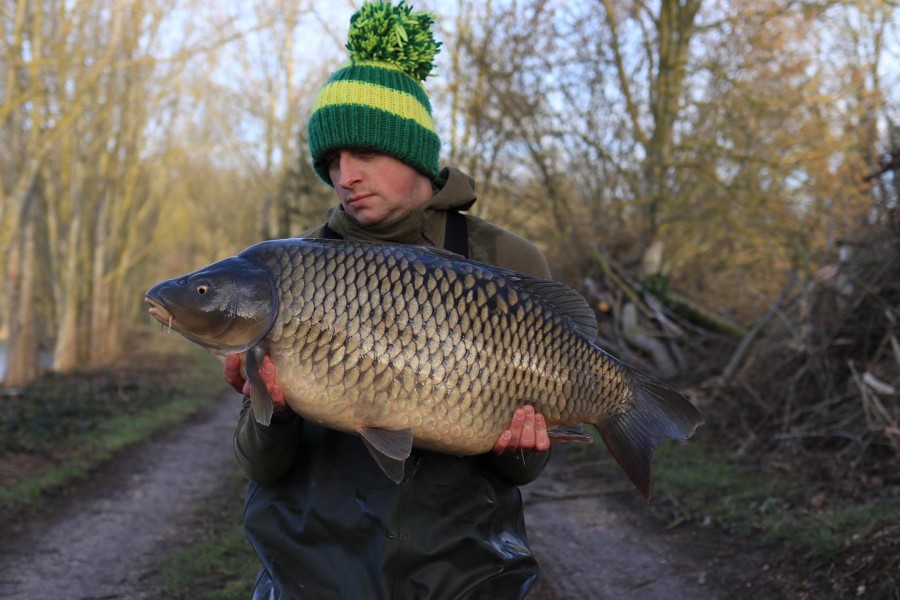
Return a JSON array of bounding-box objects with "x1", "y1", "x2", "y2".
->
[{"x1": 325, "y1": 149, "x2": 433, "y2": 227}]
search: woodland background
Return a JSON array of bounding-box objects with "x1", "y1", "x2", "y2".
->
[{"x1": 2, "y1": 1, "x2": 898, "y2": 458}]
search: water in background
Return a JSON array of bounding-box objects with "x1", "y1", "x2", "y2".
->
[{"x1": 0, "y1": 342, "x2": 52, "y2": 383}]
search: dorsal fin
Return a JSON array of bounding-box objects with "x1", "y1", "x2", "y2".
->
[
  {"x1": 416, "y1": 244, "x2": 599, "y2": 340},
  {"x1": 508, "y1": 274, "x2": 599, "y2": 340},
  {"x1": 420, "y1": 247, "x2": 599, "y2": 341}
]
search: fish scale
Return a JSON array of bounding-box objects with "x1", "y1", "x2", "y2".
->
[{"x1": 145, "y1": 237, "x2": 703, "y2": 499}]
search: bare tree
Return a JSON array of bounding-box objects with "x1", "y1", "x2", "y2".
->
[
  {"x1": 2, "y1": 0, "x2": 128, "y2": 384},
  {"x1": 1, "y1": 0, "x2": 257, "y2": 383}
]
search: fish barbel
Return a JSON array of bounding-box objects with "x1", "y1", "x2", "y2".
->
[{"x1": 145, "y1": 238, "x2": 702, "y2": 498}]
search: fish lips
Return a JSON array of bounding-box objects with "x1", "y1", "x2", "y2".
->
[
  {"x1": 144, "y1": 295, "x2": 199, "y2": 341},
  {"x1": 145, "y1": 296, "x2": 174, "y2": 328}
]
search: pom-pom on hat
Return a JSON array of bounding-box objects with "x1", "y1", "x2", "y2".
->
[{"x1": 308, "y1": 1, "x2": 442, "y2": 184}]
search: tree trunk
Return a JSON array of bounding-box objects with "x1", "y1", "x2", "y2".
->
[
  {"x1": 646, "y1": 0, "x2": 701, "y2": 231},
  {"x1": 5, "y1": 204, "x2": 40, "y2": 387},
  {"x1": 88, "y1": 190, "x2": 111, "y2": 367},
  {"x1": 52, "y1": 226, "x2": 83, "y2": 372}
]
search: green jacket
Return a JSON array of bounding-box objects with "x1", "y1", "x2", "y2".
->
[{"x1": 235, "y1": 167, "x2": 552, "y2": 599}]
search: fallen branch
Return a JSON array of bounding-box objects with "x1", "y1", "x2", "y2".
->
[
  {"x1": 722, "y1": 274, "x2": 797, "y2": 381},
  {"x1": 621, "y1": 303, "x2": 678, "y2": 378}
]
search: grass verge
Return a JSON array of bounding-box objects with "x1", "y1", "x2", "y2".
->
[
  {"x1": 0, "y1": 333, "x2": 260, "y2": 597},
  {"x1": 157, "y1": 469, "x2": 257, "y2": 599},
  {"x1": 0, "y1": 333, "x2": 225, "y2": 518},
  {"x1": 646, "y1": 433, "x2": 899, "y2": 596}
]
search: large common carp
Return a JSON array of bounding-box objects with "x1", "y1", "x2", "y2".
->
[{"x1": 145, "y1": 238, "x2": 702, "y2": 499}]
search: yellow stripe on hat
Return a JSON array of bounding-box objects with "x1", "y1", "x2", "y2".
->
[{"x1": 313, "y1": 80, "x2": 436, "y2": 133}]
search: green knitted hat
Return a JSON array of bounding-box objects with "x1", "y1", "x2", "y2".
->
[{"x1": 308, "y1": 1, "x2": 442, "y2": 184}]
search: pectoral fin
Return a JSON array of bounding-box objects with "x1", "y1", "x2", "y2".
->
[
  {"x1": 245, "y1": 346, "x2": 273, "y2": 426},
  {"x1": 360, "y1": 427, "x2": 414, "y2": 483},
  {"x1": 547, "y1": 423, "x2": 595, "y2": 443}
]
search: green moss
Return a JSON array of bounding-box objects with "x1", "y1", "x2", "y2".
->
[{"x1": 762, "y1": 499, "x2": 899, "y2": 563}]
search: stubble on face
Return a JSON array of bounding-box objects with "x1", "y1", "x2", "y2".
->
[{"x1": 326, "y1": 149, "x2": 433, "y2": 227}]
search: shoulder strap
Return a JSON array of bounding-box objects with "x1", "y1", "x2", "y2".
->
[
  {"x1": 444, "y1": 210, "x2": 469, "y2": 258},
  {"x1": 322, "y1": 223, "x2": 343, "y2": 240}
]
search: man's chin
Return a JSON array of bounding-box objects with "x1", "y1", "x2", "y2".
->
[{"x1": 350, "y1": 212, "x2": 380, "y2": 226}]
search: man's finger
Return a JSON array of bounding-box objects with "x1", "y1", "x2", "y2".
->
[
  {"x1": 224, "y1": 353, "x2": 246, "y2": 392},
  {"x1": 509, "y1": 407, "x2": 525, "y2": 433},
  {"x1": 534, "y1": 413, "x2": 550, "y2": 452},
  {"x1": 520, "y1": 417, "x2": 535, "y2": 448},
  {"x1": 270, "y1": 383, "x2": 287, "y2": 411},
  {"x1": 492, "y1": 430, "x2": 512, "y2": 454},
  {"x1": 260, "y1": 356, "x2": 275, "y2": 384},
  {"x1": 507, "y1": 409, "x2": 525, "y2": 452},
  {"x1": 519, "y1": 406, "x2": 536, "y2": 448}
]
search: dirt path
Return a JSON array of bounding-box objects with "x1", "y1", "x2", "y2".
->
[
  {"x1": 524, "y1": 467, "x2": 715, "y2": 599},
  {"x1": 0, "y1": 390, "x2": 786, "y2": 599},
  {"x1": 0, "y1": 391, "x2": 242, "y2": 599},
  {"x1": 524, "y1": 459, "x2": 756, "y2": 600}
]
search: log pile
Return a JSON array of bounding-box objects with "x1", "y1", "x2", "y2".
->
[{"x1": 580, "y1": 233, "x2": 900, "y2": 461}]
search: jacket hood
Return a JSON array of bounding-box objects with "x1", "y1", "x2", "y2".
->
[{"x1": 324, "y1": 167, "x2": 476, "y2": 246}]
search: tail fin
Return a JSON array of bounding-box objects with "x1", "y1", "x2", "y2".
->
[{"x1": 595, "y1": 371, "x2": 703, "y2": 502}]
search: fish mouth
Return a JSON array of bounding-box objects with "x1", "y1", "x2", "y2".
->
[
  {"x1": 143, "y1": 295, "x2": 252, "y2": 352},
  {"x1": 145, "y1": 297, "x2": 175, "y2": 332}
]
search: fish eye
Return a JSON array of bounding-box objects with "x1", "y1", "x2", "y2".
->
[{"x1": 197, "y1": 284, "x2": 209, "y2": 294}]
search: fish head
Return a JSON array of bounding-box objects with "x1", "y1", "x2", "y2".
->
[{"x1": 144, "y1": 257, "x2": 277, "y2": 353}]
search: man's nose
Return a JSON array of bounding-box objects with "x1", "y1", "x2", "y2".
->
[{"x1": 337, "y1": 153, "x2": 362, "y2": 188}]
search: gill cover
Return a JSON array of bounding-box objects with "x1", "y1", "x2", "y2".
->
[{"x1": 145, "y1": 257, "x2": 278, "y2": 353}]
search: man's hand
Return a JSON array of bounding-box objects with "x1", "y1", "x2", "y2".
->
[
  {"x1": 224, "y1": 353, "x2": 293, "y2": 422},
  {"x1": 491, "y1": 405, "x2": 551, "y2": 455}
]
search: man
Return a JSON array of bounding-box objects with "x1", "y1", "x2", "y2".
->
[{"x1": 226, "y1": 3, "x2": 554, "y2": 598}]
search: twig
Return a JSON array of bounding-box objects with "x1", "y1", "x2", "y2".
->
[
  {"x1": 772, "y1": 430, "x2": 863, "y2": 444},
  {"x1": 722, "y1": 274, "x2": 797, "y2": 381},
  {"x1": 590, "y1": 248, "x2": 654, "y2": 320}
]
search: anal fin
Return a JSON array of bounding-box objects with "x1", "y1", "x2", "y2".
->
[
  {"x1": 547, "y1": 423, "x2": 595, "y2": 443},
  {"x1": 360, "y1": 427, "x2": 414, "y2": 484}
]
